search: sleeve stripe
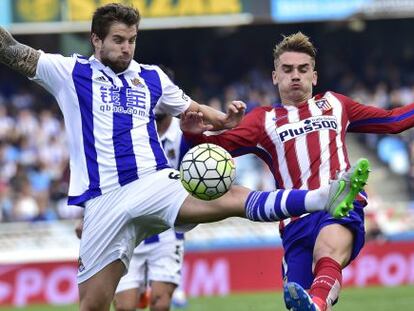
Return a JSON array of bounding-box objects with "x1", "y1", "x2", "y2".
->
[{"x1": 349, "y1": 108, "x2": 414, "y2": 129}]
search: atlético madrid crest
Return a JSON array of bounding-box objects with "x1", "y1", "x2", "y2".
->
[{"x1": 315, "y1": 99, "x2": 332, "y2": 112}]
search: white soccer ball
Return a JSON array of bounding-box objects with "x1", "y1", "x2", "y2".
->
[{"x1": 180, "y1": 143, "x2": 236, "y2": 200}]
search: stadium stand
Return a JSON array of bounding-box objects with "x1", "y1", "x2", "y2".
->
[{"x1": 1, "y1": 29, "x2": 414, "y2": 230}]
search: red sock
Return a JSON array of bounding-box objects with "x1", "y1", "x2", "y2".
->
[{"x1": 309, "y1": 257, "x2": 342, "y2": 311}]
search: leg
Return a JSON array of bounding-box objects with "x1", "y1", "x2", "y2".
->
[
  {"x1": 282, "y1": 224, "x2": 349, "y2": 311},
  {"x1": 307, "y1": 224, "x2": 354, "y2": 311},
  {"x1": 281, "y1": 215, "x2": 319, "y2": 311},
  {"x1": 176, "y1": 158, "x2": 371, "y2": 225},
  {"x1": 113, "y1": 242, "x2": 148, "y2": 311},
  {"x1": 313, "y1": 223, "x2": 354, "y2": 268},
  {"x1": 285, "y1": 204, "x2": 365, "y2": 311},
  {"x1": 77, "y1": 183, "x2": 144, "y2": 311},
  {"x1": 149, "y1": 281, "x2": 177, "y2": 311},
  {"x1": 113, "y1": 288, "x2": 139, "y2": 311},
  {"x1": 176, "y1": 185, "x2": 326, "y2": 223},
  {"x1": 308, "y1": 203, "x2": 366, "y2": 311},
  {"x1": 113, "y1": 228, "x2": 184, "y2": 311},
  {"x1": 146, "y1": 231, "x2": 184, "y2": 310},
  {"x1": 79, "y1": 260, "x2": 125, "y2": 311},
  {"x1": 176, "y1": 185, "x2": 248, "y2": 224},
  {"x1": 282, "y1": 202, "x2": 366, "y2": 311}
]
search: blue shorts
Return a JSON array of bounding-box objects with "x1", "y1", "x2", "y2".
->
[{"x1": 281, "y1": 201, "x2": 365, "y2": 289}]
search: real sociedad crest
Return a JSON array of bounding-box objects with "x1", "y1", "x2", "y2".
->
[
  {"x1": 131, "y1": 77, "x2": 143, "y2": 87},
  {"x1": 315, "y1": 99, "x2": 332, "y2": 112}
]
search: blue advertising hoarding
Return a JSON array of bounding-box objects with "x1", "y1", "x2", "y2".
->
[
  {"x1": 0, "y1": 0, "x2": 11, "y2": 26},
  {"x1": 271, "y1": 0, "x2": 372, "y2": 22}
]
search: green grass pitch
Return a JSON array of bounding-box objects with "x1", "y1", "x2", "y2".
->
[{"x1": 2, "y1": 286, "x2": 413, "y2": 310}]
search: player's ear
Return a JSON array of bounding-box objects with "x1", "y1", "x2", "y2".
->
[
  {"x1": 91, "y1": 33, "x2": 102, "y2": 50},
  {"x1": 272, "y1": 70, "x2": 278, "y2": 86},
  {"x1": 312, "y1": 70, "x2": 318, "y2": 86}
]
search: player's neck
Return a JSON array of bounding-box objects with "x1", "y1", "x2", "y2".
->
[
  {"x1": 281, "y1": 94, "x2": 312, "y2": 107},
  {"x1": 94, "y1": 52, "x2": 101, "y2": 62}
]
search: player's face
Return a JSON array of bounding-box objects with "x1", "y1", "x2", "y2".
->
[
  {"x1": 92, "y1": 22, "x2": 137, "y2": 73},
  {"x1": 272, "y1": 52, "x2": 317, "y2": 106}
]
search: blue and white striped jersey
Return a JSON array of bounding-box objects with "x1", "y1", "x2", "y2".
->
[{"x1": 31, "y1": 53, "x2": 191, "y2": 206}]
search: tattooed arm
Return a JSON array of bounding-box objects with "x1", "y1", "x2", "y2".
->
[{"x1": 0, "y1": 26, "x2": 40, "y2": 78}]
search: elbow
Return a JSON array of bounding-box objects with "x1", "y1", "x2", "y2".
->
[{"x1": 390, "y1": 126, "x2": 406, "y2": 134}]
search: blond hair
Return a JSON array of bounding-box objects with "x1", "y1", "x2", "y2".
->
[{"x1": 273, "y1": 32, "x2": 316, "y2": 67}]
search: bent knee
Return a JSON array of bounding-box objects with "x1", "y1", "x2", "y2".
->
[
  {"x1": 313, "y1": 241, "x2": 353, "y2": 267},
  {"x1": 314, "y1": 225, "x2": 354, "y2": 266},
  {"x1": 150, "y1": 294, "x2": 172, "y2": 311}
]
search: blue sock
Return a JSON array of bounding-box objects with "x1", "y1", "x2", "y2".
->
[{"x1": 245, "y1": 190, "x2": 308, "y2": 222}]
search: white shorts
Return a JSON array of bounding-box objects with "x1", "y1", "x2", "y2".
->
[
  {"x1": 77, "y1": 169, "x2": 189, "y2": 284},
  {"x1": 115, "y1": 229, "x2": 184, "y2": 294}
]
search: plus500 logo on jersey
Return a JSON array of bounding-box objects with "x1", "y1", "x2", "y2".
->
[{"x1": 277, "y1": 116, "x2": 338, "y2": 142}]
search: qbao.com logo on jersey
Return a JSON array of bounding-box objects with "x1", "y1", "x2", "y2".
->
[
  {"x1": 99, "y1": 86, "x2": 147, "y2": 117},
  {"x1": 276, "y1": 115, "x2": 338, "y2": 142}
]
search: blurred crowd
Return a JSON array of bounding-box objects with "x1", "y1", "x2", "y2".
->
[
  {"x1": 1, "y1": 47, "x2": 414, "y2": 231},
  {"x1": 0, "y1": 83, "x2": 77, "y2": 222},
  {"x1": 0, "y1": 21, "x2": 412, "y2": 222}
]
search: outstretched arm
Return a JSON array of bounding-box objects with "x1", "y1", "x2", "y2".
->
[
  {"x1": 181, "y1": 106, "x2": 264, "y2": 155},
  {"x1": 183, "y1": 100, "x2": 246, "y2": 132},
  {"x1": 0, "y1": 26, "x2": 40, "y2": 77},
  {"x1": 336, "y1": 92, "x2": 414, "y2": 134}
]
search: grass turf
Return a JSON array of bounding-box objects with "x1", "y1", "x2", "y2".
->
[{"x1": 2, "y1": 286, "x2": 412, "y2": 310}]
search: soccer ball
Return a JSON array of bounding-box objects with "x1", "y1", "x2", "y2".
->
[{"x1": 180, "y1": 143, "x2": 236, "y2": 200}]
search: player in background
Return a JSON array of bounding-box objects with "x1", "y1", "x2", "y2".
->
[
  {"x1": 113, "y1": 112, "x2": 189, "y2": 311},
  {"x1": 180, "y1": 32, "x2": 414, "y2": 311},
  {"x1": 0, "y1": 4, "x2": 370, "y2": 310}
]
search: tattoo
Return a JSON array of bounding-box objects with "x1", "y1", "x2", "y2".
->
[{"x1": 0, "y1": 27, "x2": 40, "y2": 77}]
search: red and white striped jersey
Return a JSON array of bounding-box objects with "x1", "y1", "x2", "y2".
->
[{"x1": 185, "y1": 91, "x2": 414, "y2": 192}]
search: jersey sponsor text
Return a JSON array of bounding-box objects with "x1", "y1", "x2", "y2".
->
[{"x1": 277, "y1": 115, "x2": 338, "y2": 142}]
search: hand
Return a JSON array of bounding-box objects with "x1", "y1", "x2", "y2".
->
[
  {"x1": 180, "y1": 111, "x2": 214, "y2": 134},
  {"x1": 222, "y1": 101, "x2": 246, "y2": 129}
]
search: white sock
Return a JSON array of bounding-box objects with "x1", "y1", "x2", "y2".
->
[{"x1": 304, "y1": 185, "x2": 330, "y2": 212}]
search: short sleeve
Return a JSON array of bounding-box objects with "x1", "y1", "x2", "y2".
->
[
  {"x1": 154, "y1": 67, "x2": 192, "y2": 116},
  {"x1": 30, "y1": 52, "x2": 76, "y2": 96}
]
